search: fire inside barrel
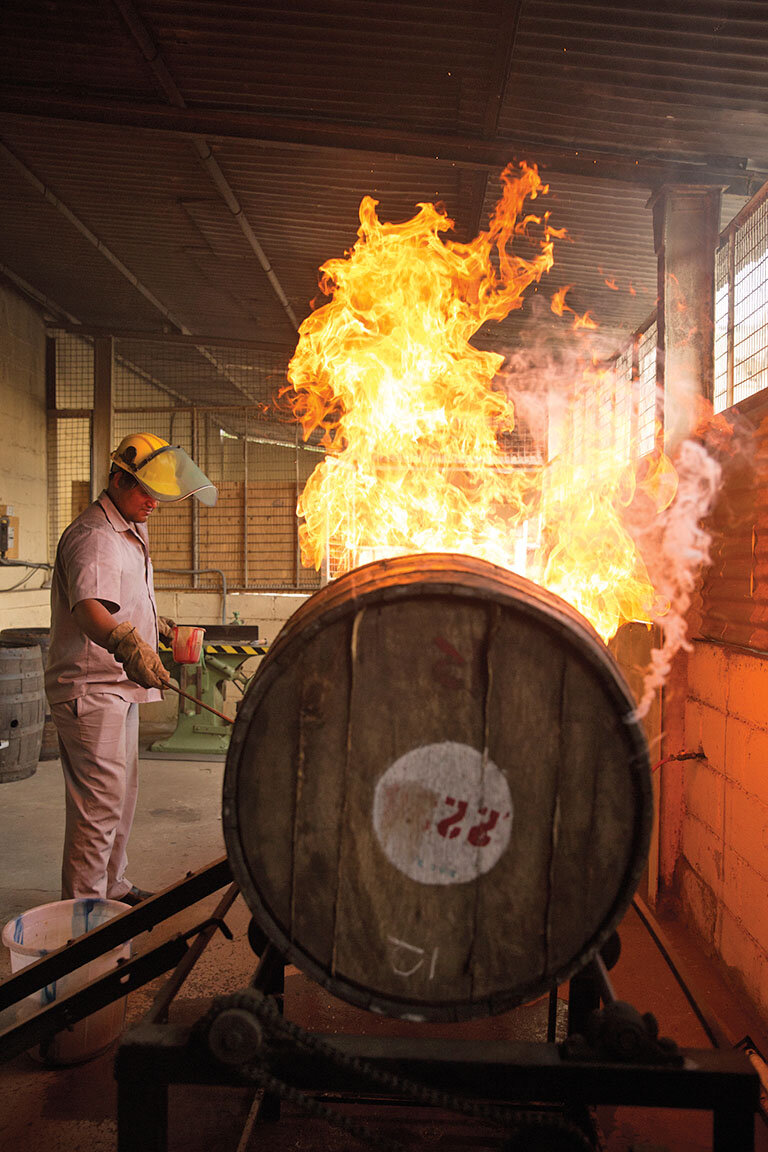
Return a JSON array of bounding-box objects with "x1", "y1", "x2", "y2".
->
[{"x1": 223, "y1": 553, "x2": 651, "y2": 1022}]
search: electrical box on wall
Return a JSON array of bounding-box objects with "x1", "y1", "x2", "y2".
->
[{"x1": 0, "y1": 505, "x2": 19, "y2": 559}]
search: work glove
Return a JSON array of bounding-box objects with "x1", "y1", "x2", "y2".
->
[
  {"x1": 106, "y1": 621, "x2": 170, "y2": 690},
  {"x1": 157, "y1": 616, "x2": 176, "y2": 642}
]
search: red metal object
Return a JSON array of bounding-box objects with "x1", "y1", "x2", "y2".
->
[{"x1": 171, "y1": 625, "x2": 205, "y2": 664}]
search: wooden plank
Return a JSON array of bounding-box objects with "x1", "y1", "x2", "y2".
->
[
  {"x1": 149, "y1": 499, "x2": 193, "y2": 571},
  {"x1": 231, "y1": 665, "x2": 300, "y2": 936},
  {"x1": 471, "y1": 608, "x2": 565, "y2": 1002},
  {"x1": 289, "y1": 616, "x2": 352, "y2": 968},
  {"x1": 546, "y1": 658, "x2": 640, "y2": 974},
  {"x1": 332, "y1": 596, "x2": 489, "y2": 1012},
  {"x1": 70, "y1": 480, "x2": 91, "y2": 522}
]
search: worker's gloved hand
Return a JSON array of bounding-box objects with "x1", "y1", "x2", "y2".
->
[
  {"x1": 106, "y1": 621, "x2": 170, "y2": 690},
  {"x1": 157, "y1": 616, "x2": 176, "y2": 642}
]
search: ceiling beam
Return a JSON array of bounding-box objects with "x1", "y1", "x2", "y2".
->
[
  {"x1": 0, "y1": 89, "x2": 764, "y2": 195},
  {"x1": 47, "y1": 325, "x2": 296, "y2": 354},
  {"x1": 0, "y1": 139, "x2": 258, "y2": 401},
  {"x1": 110, "y1": 0, "x2": 299, "y2": 335},
  {"x1": 464, "y1": 0, "x2": 526, "y2": 239}
]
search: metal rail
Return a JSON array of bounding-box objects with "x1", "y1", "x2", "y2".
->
[
  {"x1": 632, "y1": 896, "x2": 732, "y2": 1049},
  {"x1": 0, "y1": 857, "x2": 232, "y2": 1027}
]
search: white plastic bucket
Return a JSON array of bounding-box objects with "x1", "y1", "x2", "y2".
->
[{"x1": 2, "y1": 898, "x2": 131, "y2": 1064}]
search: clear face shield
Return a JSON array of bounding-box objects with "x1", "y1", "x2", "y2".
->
[{"x1": 129, "y1": 446, "x2": 218, "y2": 506}]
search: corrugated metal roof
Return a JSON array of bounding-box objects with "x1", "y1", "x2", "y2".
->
[
  {"x1": 502, "y1": 2, "x2": 768, "y2": 161},
  {"x1": 0, "y1": 0, "x2": 766, "y2": 355},
  {"x1": 2, "y1": 1, "x2": 156, "y2": 99},
  {"x1": 143, "y1": 0, "x2": 505, "y2": 131}
]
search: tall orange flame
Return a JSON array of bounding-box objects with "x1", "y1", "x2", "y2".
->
[{"x1": 284, "y1": 164, "x2": 676, "y2": 642}]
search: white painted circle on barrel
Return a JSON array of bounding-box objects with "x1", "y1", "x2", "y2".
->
[{"x1": 373, "y1": 741, "x2": 512, "y2": 886}]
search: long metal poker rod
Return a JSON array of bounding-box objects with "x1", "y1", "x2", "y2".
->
[{"x1": 164, "y1": 681, "x2": 234, "y2": 725}]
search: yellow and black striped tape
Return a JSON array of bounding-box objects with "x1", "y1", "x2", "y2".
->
[
  {"x1": 159, "y1": 641, "x2": 268, "y2": 656},
  {"x1": 204, "y1": 642, "x2": 268, "y2": 655}
]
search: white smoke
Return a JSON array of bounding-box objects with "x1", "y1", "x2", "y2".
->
[
  {"x1": 497, "y1": 334, "x2": 725, "y2": 717},
  {"x1": 630, "y1": 438, "x2": 722, "y2": 719}
]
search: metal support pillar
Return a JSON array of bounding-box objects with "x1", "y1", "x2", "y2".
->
[
  {"x1": 651, "y1": 184, "x2": 722, "y2": 451},
  {"x1": 250, "y1": 943, "x2": 285, "y2": 1122},
  {"x1": 45, "y1": 335, "x2": 58, "y2": 549},
  {"x1": 650, "y1": 183, "x2": 722, "y2": 902},
  {"x1": 91, "y1": 335, "x2": 114, "y2": 499},
  {"x1": 117, "y1": 1075, "x2": 168, "y2": 1152},
  {"x1": 568, "y1": 964, "x2": 602, "y2": 1037}
]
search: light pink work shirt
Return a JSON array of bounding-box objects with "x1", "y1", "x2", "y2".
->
[{"x1": 45, "y1": 491, "x2": 161, "y2": 705}]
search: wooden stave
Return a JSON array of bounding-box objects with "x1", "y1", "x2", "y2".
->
[{"x1": 224, "y1": 553, "x2": 651, "y2": 1021}]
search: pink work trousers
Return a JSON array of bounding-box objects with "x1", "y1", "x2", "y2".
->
[{"x1": 51, "y1": 693, "x2": 138, "y2": 901}]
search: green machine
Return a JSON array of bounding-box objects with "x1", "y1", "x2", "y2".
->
[{"x1": 151, "y1": 626, "x2": 267, "y2": 756}]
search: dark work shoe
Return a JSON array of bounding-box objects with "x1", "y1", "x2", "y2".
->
[{"x1": 119, "y1": 885, "x2": 155, "y2": 906}]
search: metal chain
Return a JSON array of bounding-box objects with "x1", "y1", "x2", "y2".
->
[
  {"x1": 240, "y1": 1062, "x2": 407, "y2": 1152},
  {"x1": 196, "y1": 988, "x2": 595, "y2": 1151}
]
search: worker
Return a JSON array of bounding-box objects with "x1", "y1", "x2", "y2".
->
[{"x1": 45, "y1": 433, "x2": 217, "y2": 905}]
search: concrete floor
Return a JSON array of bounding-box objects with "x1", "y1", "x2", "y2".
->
[{"x1": 0, "y1": 736, "x2": 767, "y2": 1151}]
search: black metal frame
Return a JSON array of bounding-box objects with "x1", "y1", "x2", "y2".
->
[
  {"x1": 0, "y1": 858, "x2": 759, "y2": 1150},
  {"x1": 115, "y1": 1024, "x2": 758, "y2": 1152},
  {"x1": 0, "y1": 857, "x2": 233, "y2": 1063},
  {"x1": 113, "y1": 942, "x2": 759, "y2": 1152}
]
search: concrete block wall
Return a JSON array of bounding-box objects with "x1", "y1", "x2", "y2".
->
[
  {"x1": 154, "y1": 589, "x2": 308, "y2": 647},
  {"x1": 0, "y1": 283, "x2": 49, "y2": 613},
  {"x1": 677, "y1": 639, "x2": 768, "y2": 1025},
  {"x1": 142, "y1": 589, "x2": 307, "y2": 727},
  {"x1": 0, "y1": 588, "x2": 51, "y2": 632}
]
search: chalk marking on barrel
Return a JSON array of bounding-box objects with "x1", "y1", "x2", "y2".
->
[{"x1": 387, "y1": 935, "x2": 439, "y2": 980}]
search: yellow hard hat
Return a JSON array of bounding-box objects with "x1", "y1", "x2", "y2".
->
[
  {"x1": 111, "y1": 433, "x2": 217, "y2": 506},
  {"x1": 112, "y1": 433, "x2": 169, "y2": 473}
]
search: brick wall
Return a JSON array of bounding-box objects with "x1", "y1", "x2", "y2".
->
[{"x1": 678, "y1": 639, "x2": 768, "y2": 1025}]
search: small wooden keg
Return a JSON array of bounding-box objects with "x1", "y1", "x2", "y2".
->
[
  {"x1": 1, "y1": 629, "x2": 57, "y2": 760},
  {"x1": 224, "y1": 554, "x2": 651, "y2": 1021},
  {"x1": 0, "y1": 640, "x2": 45, "y2": 783}
]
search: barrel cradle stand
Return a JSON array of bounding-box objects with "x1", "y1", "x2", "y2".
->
[{"x1": 115, "y1": 555, "x2": 759, "y2": 1151}]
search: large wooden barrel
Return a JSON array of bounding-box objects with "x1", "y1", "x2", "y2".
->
[
  {"x1": 0, "y1": 640, "x2": 45, "y2": 783},
  {"x1": 223, "y1": 553, "x2": 651, "y2": 1021},
  {"x1": 0, "y1": 628, "x2": 57, "y2": 760}
]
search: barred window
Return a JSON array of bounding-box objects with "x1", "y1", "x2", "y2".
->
[
  {"x1": 714, "y1": 194, "x2": 768, "y2": 412},
  {"x1": 636, "y1": 321, "x2": 658, "y2": 457},
  {"x1": 48, "y1": 333, "x2": 323, "y2": 593}
]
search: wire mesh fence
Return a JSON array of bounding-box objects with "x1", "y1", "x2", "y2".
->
[
  {"x1": 47, "y1": 317, "x2": 668, "y2": 589},
  {"x1": 46, "y1": 415, "x2": 91, "y2": 561},
  {"x1": 47, "y1": 336, "x2": 93, "y2": 559},
  {"x1": 636, "y1": 320, "x2": 658, "y2": 456},
  {"x1": 48, "y1": 333, "x2": 324, "y2": 592},
  {"x1": 733, "y1": 195, "x2": 768, "y2": 407},
  {"x1": 714, "y1": 240, "x2": 731, "y2": 412}
]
